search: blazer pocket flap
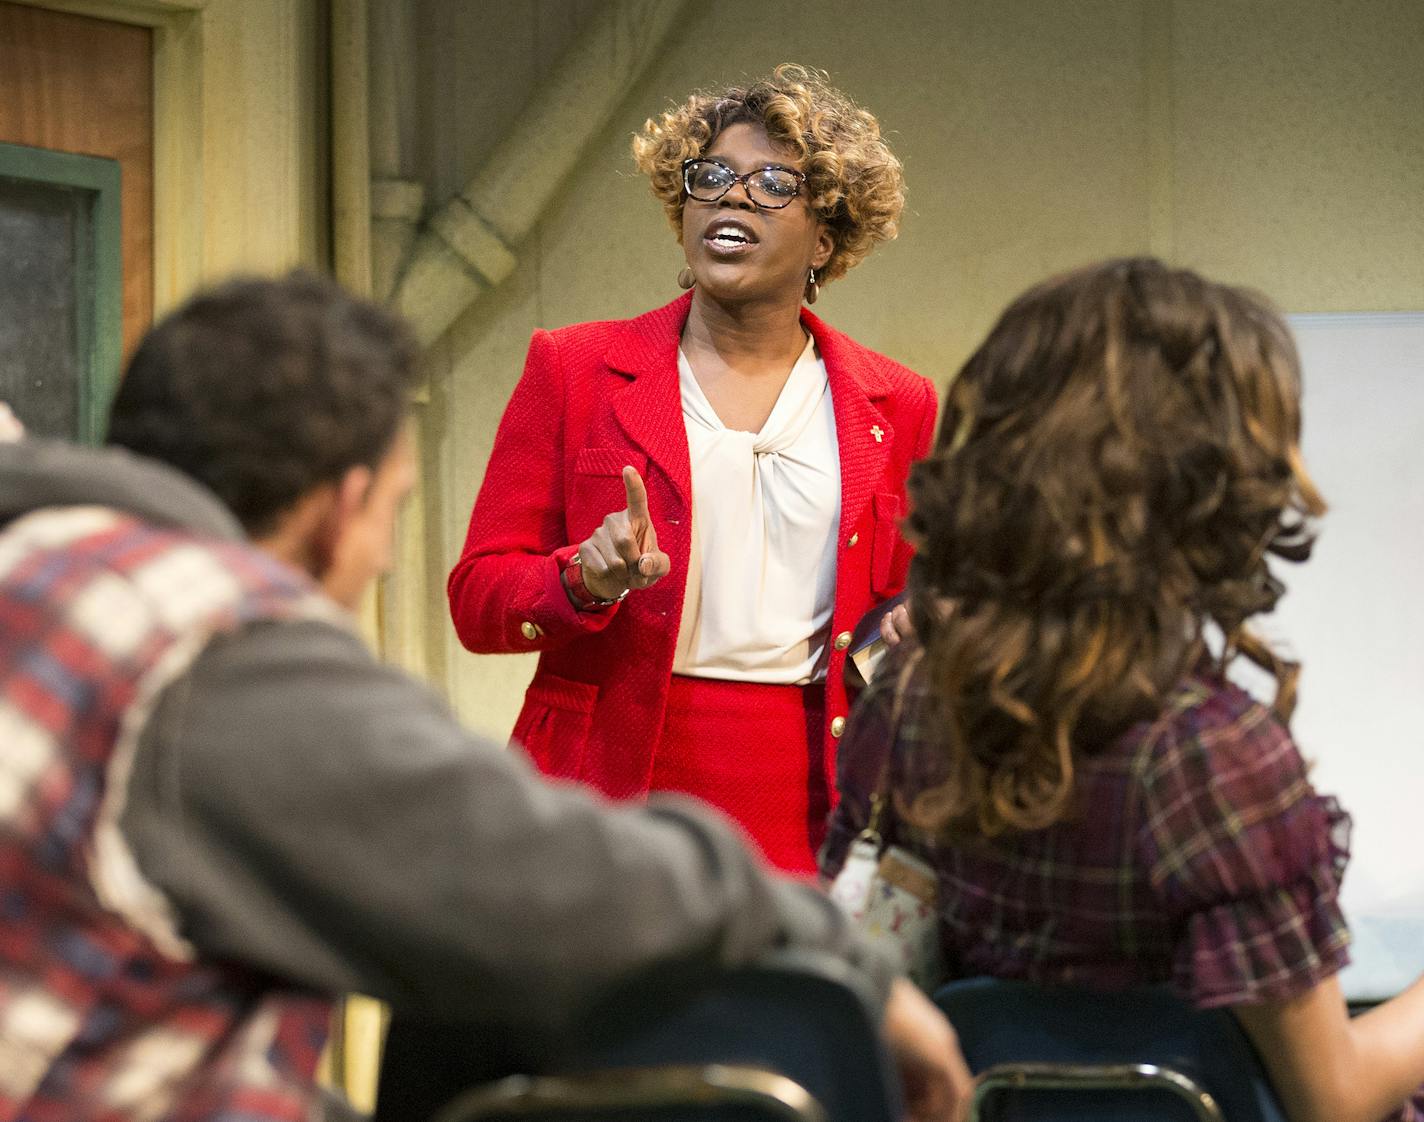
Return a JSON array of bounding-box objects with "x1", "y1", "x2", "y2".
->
[
  {"x1": 870, "y1": 493, "x2": 903, "y2": 597},
  {"x1": 575, "y1": 448, "x2": 647, "y2": 477},
  {"x1": 525, "y1": 672, "x2": 599, "y2": 714}
]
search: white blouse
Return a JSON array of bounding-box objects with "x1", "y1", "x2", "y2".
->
[{"x1": 672, "y1": 336, "x2": 841, "y2": 684}]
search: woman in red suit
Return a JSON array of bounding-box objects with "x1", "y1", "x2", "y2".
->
[{"x1": 448, "y1": 65, "x2": 935, "y2": 874}]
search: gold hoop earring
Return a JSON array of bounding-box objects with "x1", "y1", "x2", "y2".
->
[
  {"x1": 677, "y1": 267, "x2": 696, "y2": 290},
  {"x1": 804, "y1": 267, "x2": 819, "y2": 306}
]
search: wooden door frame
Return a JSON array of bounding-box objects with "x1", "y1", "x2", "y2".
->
[
  {"x1": 10, "y1": 0, "x2": 339, "y2": 312},
  {"x1": 9, "y1": 0, "x2": 204, "y2": 316}
]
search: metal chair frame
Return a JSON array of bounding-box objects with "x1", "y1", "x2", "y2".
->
[
  {"x1": 430, "y1": 1063, "x2": 826, "y2": 1122},
  {"x1": 969, "y1": 1061, "x2": 1226, "y2": 1122},
  {"x1": 395, "y1": 951, "x2": 899, "y2": 1122}
]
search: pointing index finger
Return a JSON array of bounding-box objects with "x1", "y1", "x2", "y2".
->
[{"x1": 623, "y1": 466, "x2": 651, "y2": 523}]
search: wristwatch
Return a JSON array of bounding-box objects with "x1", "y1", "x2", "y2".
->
[{"x1": 563, "y1": 553, "x2": 629, "y2": 611}]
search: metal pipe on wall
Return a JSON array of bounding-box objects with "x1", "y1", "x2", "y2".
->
[{"x1": 392, "y1": 0, "x2": 691, "y2": 347}]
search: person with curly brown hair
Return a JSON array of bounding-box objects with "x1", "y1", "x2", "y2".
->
[
  {"x1": 823, "y1": 257, "x2": 1424, "y2": 1122},
  {"x1": 449, "y1": 65, "x2": 936, "y2": 874}
]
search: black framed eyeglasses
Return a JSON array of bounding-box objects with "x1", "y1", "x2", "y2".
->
[{"x1": 681, "y1": 158, "x2": 806, "y2": 209}]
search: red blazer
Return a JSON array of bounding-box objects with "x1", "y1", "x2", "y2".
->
[{"x1": 449, "y1": 292, "x2": 938, "y2": 800}]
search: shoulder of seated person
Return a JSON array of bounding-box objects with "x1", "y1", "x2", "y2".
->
[{"x1": 1131, "y1": 671, "x2": 1301, "y2": 782}]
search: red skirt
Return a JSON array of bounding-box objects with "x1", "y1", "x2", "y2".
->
[{"x1": 649, "y1": 675, "x2": 830, "y2": 876}]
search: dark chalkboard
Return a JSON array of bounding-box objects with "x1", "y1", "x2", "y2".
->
[
  {"x1": 0, "y1": 141, "x2": 121, "y2": 444},
  {"x1": 0, "y1": 175, "x2": 81, "y2": 439}
]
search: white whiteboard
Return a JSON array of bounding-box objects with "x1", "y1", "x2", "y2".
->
[{"x1": 1233, "y1": 313, "x2": 1424, "y2": 999}]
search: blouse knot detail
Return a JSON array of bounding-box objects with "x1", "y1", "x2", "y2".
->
[{"x1": 673, "y1": 337, "x2": 841, "y2": 684}]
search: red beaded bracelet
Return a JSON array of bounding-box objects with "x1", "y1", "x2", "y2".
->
[{"x1": 563, "y1": 553, "x2": 628, "y2": 611}]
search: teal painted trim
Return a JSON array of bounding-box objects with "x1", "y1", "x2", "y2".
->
[
  {"x1": 0, "y1": 141, "x2": 123, "y2": 445},
  {"x1": 86, "y1": 159, "x2": 123, "y2": 445}
]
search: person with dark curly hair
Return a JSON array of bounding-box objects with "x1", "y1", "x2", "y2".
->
[
  {"x1": 449, "y1": 65, "x2": 936, "y2": 874},
  {"x1": 823, "y1": 257, "x2": 1424, "y2": 1122}
]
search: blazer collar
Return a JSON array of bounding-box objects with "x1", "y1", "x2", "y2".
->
[
  {"x1": 801, "y1": 308, "x2": 896, "y2": 548},
  {"x1": 604, "y1": 291, "x2": 693, "y2": 381},
  {"x1": 605, "y1": 294, "x2": 694, "y2": 513},
  {"x1": 799, "y1": 306, "x2": 893, "y2": 401},
  {"x1": 604, "y1": 293, "x2": 895, "y2": 527},
  {"x1": 604, "y1": 292, "x2": 892, "y2": 399}
]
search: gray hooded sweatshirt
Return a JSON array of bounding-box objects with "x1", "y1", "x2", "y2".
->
[{"x1": 0, "y1": 438, "x2": 894, "y2": 1040}]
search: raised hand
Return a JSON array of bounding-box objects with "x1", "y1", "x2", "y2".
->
[{"x1": 577, "y1": 466, "x2": 672, "y2": 602}]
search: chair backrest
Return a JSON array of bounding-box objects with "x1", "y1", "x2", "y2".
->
[
  {"x1": 557, "y1": 950, "x2": 902, "y2": 1122},
  {"x1": 430, "y1": 1065, "x2": 828, "y2": 1122},
  {"x1": 400, "y1": 950, "x2": 903, "y2": 1122},
  {"x1": 935, "y1": 977, "x2": 1289, "y2": 1122}
]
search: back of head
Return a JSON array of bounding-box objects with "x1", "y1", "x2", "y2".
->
[
  {"x1": 107, "y1": 272, "x2": 417, "y2": 537},
  {"x1": 905, "y1": 257, "x2": 1325, "y2": 836}
]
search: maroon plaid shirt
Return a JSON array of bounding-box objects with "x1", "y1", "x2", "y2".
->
[{"x1": 821, "y1": 652, "x2": 1353, "y2": 1009}]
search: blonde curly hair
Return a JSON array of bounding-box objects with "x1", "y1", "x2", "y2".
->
[{"x1": 631, "y1": 64, "x2": 905, "y2": 284}]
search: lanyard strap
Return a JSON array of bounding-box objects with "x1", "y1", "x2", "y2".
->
[{"x1": 858, "y1": 647, "x2": 923, "y2": 846}]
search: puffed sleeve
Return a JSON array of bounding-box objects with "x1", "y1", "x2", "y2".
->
[{"x1": 1136, "y1": 681, "x2": 1352, "y2": 1009}]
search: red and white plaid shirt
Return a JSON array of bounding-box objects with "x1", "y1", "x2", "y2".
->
[{"x1": 0, "y1": 507, "x2": 337, "y2": 1121}]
